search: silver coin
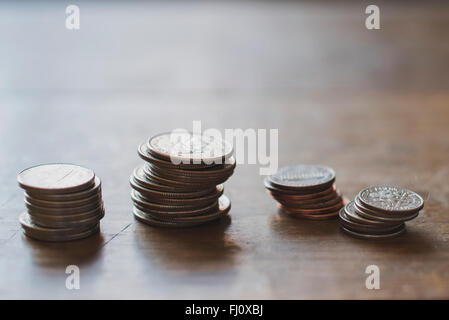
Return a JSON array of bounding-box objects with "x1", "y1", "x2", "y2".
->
[
  {"x1": 28, "y1": 205, "x2": 105, "y2": 222},
  {"x1": 358, "y1": 186, "x2": 424, "y2": 214},
  {"x1": 147, "y1": 131, "x2": 233, "y2": 165},
  {"x1": 140, "y1": 195, "x2": 231, "y2": 223},
  {"x1": 133, "y1": 195, "x2": 230, "y2": 228},
  {"x1": 131, "y1": 190, "x2": 217, "y2": 212},
  {"x1": 130, "y1": 176, "x2": 223, "y2": 205},
  {"x1": 344, "y1": 201, "x2": 401, "y2": 226},
  {"x1": 354, "y1": 196, "x2": 419, "y2": 222},
  {"x1": 19, "y1": 212, "x2": 99, "y2": 238},
  {"x1": 133, "y1": 166, "x2": 214, "y2": 195},
  {"x1": 339, "y1": 208, "x2": 404, "y2": 233},
  {"x1": 147, "y1": 163, "x2": 233, "y2": 185},
  {"x1": 137, "y1": 141, "x2": 211, "y2": 169},
  {"x1": 268, "y1": 165, "x2": 335, "y2": 190},
  {"x1": 143, "y1": 164, "x2": 205, "y2": 188},
  {"x1": 26, "y1": 200, "x2": 103, "y2": 216},
  {"x1": 132, "y1": 195, "x2": 219, "y2": 217},
  {"x1": 149, "y1": 158, "x2": 236, "y2": 178},
  {"x1": 22, "y1": 223, "x2": 100, "y2": 242},
  {"x1": 30, "y1": 209, "x2": 104, "y2": 229},
  {"x1": 133, "y1": 207, "x2": 205, "y2": 228},
  {"x1": 18, "y1": 163, "x2": 95, "y2": 194},
  {"x1": 132, "y1": 167, "x2": 215, "y2": 198},
  {"x1": 355, "y1": 205, "x2": 419, "y2": 223},
  {"x1": 340, "y1": 224, "x2": 406, "y2": 240}
]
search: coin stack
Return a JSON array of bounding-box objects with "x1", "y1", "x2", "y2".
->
[
  {"x1": 131, "y1": 132, "x2": 235, "y2": 228},
  {"x1": 265, "y1": 165, "x2": 345, "y2": 220},
  {"x1": 339, "y1": 186, "x2": 424, "y2": 239},
  {"x1": 17, "y1": 164, "x2": 104, "y2": 242}
]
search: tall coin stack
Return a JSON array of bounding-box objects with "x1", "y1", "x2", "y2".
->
[
  {"x1": 17, "y1": 164, "x2": 104, "y2": 242},
  {"x1": 131, "y1": 132, "x2": 235, "y2": 228},
  {"x1": 265, "y1": 164, "x2": 346, "y2": 220},
  {"x1": 339, "y1": 186, "x2": 424, "y2": 239}
]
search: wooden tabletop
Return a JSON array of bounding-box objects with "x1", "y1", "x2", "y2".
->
[{"x1": 1, "y1": 1, "x2": 448, "y2": 299}]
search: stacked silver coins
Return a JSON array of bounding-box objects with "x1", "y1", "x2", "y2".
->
[
  {"x1": 131, "y1": 132, "x2": 235, "y2": 228},
  {"x1": 265, "y1": 165, "x2": 346, "y2": 220},
  {"x1": 17, "y1": 164, "x2": 104, "y2": 242},
  {"x1": 339, "y1": 186, "x2": 424, "y2": 239}
]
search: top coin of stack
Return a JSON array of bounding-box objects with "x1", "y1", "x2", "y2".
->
[
  {"x1": 265, "y1": 164, "x2": 346, "y2": 220},
  {"x1": 339, "y1": 185, "x2": 424, "y2": 239},
  {"x1": 17, "y1": 163, "x2": 104, "y2": 242},
  {"x1": 131, "y1": 131, "x2": 235, "y2": 228}
]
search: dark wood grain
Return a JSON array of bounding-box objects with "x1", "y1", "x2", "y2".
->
[{"x1": 0, "y1": 1, "x2": 448, "y2": 299}]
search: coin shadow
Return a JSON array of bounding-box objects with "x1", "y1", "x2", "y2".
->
[
  {"x1": 269, "y1": 209, "x2": 340, "y2": 240},
  {"x1": 23, "y1": 231, "x2": 105, "y2": 270},
  {"x1": 344, "y1": 224, "x2": 436, "y2": 255},
  {"x1": 133, "y1": 215, "x2": 241, "y2": 272}
]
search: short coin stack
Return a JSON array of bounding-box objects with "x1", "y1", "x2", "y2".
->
[
  {"x1": 131, "y1": 132, "x2": 235, "y2": 228},
  {"x1": 339, "y1": 186, "x2": 424, "y2": 239},
  {"x1": 17, "y1": 164, "x2": 104, "y2": 242},
  {"x1": 265, "y1": 164, "x2": 345, "y2": 220}
]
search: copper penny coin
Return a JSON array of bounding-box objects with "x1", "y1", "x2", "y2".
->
[
  {"x1": 25, "y1": 192, "x2": 102, "y2": 209},
  {"x1": 264, "y1": 177, "x2": 333, "y2": 195},
  {"x1": 268, "y1": 183, "x2": 336, "y2": 200},
  {"x1": 281, "y1": 207, "x2": 340, "y2": 220},
  {"x1": 297, "y1": 211, "x2": 340, "y2": 220},
  {"x1": 358, "y1": 186, "x2": 424, "y2": 215},
  {"x1": 272, "y1": 190, "x2": 341, "y2": 207},
  {"x1": 25, "y1": 176, "x2": 102, "y2": 201},
  {"x1": 279, "y1": 201, "x2": 343, "y2": 215},
  {"x1": 279, "y1": 195, "x2": 343, "y2": 210},
  {"x1": 147, "y1": 131, "x2": 233, "y2": 165},
  {"x1": 268, "y1": 165, "x2": 335, "y2": 191},
  {"x1": 18, "y1": 164, "x2": 95, "y2": 194}
]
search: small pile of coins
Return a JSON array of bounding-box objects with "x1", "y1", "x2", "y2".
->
[
  {"x1": 131, "y1": 132, "x2": 235, "y2": 228},
  {"x1": 339, "y1": 186, "x2": 424, "y2": 239},
  {"x1": 265, "y1": 164, "x2": 345, "y2": 220},
  {"x1": 17, "y1": 164, "x2": 104, "y2": 242}
]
